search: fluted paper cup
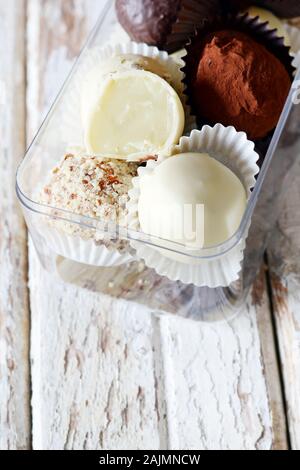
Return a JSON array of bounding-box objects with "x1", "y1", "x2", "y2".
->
[
  {"x1": 37, "y1": 219, "x2": 135, "y2": 267},
  {"x1": 183, "y1": 13, "x2": 295, "y2": 144},
  {"x1": 165, "y1": 0, "x2": 221, "y2": 53},
  {"x1": 127, "y1": 124, "x2": 260, "y2": 288},
  {"x1": 285, "y1": 24, "x2": 300, "y2": 52},
  {"x1": 62, "y1": 42, "x2": 195, "y2": 156},
  {"x1": 284, "y1": 24, "x2": 300, "y2": 69}
]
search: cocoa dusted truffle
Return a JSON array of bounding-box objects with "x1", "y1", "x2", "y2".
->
[
  {"x1": 186, "y1": 30, "x2": 291, "y2": 140},
  {"x1": 115, "y1": 0, "x2": 221, "y2": 52}
]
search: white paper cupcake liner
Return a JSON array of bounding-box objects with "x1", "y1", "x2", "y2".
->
[
  {"x1": 127, "y1": 125, "x2": 260, "y2": 288},
  {"x1": 61, "y1": 41, "x2": 195, "y2": 155},
  {"x1": 38, "y1": 220, "x2": 135, "y2": 267},
  {"x1": 284, "y1": 24, "x2": 300, "y2": 70},
  {"x1": 284, "y1": 24, "x2": 300, "y2": 53}
]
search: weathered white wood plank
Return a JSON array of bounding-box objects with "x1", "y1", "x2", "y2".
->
[
  {"x1": 268, "y1": 155, "x2": 300, "y2": 450},
  {"x1": 27, "y1": 0, "x2": 288, "y2": 450},
  {"x1": 157, "y1": 272, "x2": 287, "y2": 450},
  {"x1": 27, "y1": 0, "x2": 168, "y2": 450},
  {"x1": 267, "y1": 15, "x2": 300, "y2": 447},
  {"x1": 30, "y1": 256, "x2": 168, "y2": 450},
  {"x1": 0, "y1": 0, "x2": 30, "y2": 450},
  {"x1": 270, "y1": 273, "x2": 300, "y2": 450}
]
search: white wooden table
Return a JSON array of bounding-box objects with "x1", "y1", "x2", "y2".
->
[{"x1": 1, "y1": 0, "x2": 300, "y2": 450}]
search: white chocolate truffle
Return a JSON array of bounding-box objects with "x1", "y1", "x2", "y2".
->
[
  {"x1": 138, "y1": 153, "x2": 247, "y2": 250},
  {"x1": 81, "y1": 69, "x2": 185, "y2": 160},
  {"x1": 84, "y1": 54, "x2": 181, "y2": 93},
  {"x1": 246, "y1": 6, "x2": 290, "y2": 45}
]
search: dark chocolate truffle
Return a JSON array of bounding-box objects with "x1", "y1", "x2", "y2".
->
[
  {"x1": 115, "y1": 0, "x2": 221, "y2": 52},
  {"x1": 116, "y1": 0, "x2": 181, "y2": 48},
  {"x1": 187, "y1": 30, "x2": 291, "y2": 140},
  {"x1": 223, "y1": 0, "x2": 300, "y2": 19}
]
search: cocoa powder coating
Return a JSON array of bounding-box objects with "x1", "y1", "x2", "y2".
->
[{"x1": 191, "y1": 30, "x2": 291, "y2": 139}]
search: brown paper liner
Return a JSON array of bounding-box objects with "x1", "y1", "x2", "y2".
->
[
  {"x1": 116, "y1": 0, "x2": 221, "y2": 54},
  {"x1": 165, "y1": 0, "x2": 222, "y2": 52},
  {"x1": 254, "y1": 135, "x2": 273, "y2": 168},
  {"x1": 182, "y1": 13, "x2": 296, "y2": 155},
  {"x1": 222, "y1": 0, "x2": 300, "y2": 19}
]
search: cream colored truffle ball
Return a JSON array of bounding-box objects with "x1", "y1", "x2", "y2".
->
[
  {"x1": 138, "y1": 153, "x2": 247, "y2": 252},
  {"x1": 81, "y1": 69, "x2": 185, "y2": 160}
]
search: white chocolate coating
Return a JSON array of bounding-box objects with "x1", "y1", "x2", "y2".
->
[
  {"x1": 246, "y1": 6, "x2": 290, "y2": 45},
  {"x1": 138, "y1": 153, "x2": 247, "y2": 250},
  {"x1": 84, "y1": 54, "x2": 176, "y2": 85},
  {"x1": 81, "y1": 69, "x2": 185, "y2": 160}
]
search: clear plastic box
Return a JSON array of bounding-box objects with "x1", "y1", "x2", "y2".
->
[{"x1": 16, "y1": 2, "x2": 300, "y2": 321}]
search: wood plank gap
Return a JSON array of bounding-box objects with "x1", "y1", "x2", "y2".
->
[
  {"x1": 24, "y1": 0, "x2": 33, "y2": 450},
  {"x1": 263, "y1": 254, "x2": 291, "y2": 449},
  {"x1": 150, "y1": 315, "x2": 170, "y2": 450}
]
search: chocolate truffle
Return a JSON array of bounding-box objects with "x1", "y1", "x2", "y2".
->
[
  {"x1": 115, "y1": 0, "x2": 220, "y2": 52},
  {"x1": 187, "y1": 30, "x2": 291, "y2": 140},
  {"x1": 116, "y1": 0, "x2": 181, "y2": 48}
]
